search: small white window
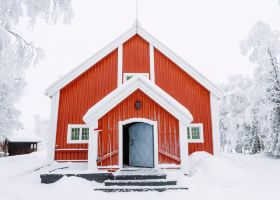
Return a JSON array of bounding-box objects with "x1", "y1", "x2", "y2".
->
[
  {"x1": 187, "y1": 123, "x2": 204, "y2": 143},
  {"x1": 123, "y1": 73, "x2": 149, "y2": 82},
  {"x1": 67, "y1": 125, "x2": 90, "y2": 144}
]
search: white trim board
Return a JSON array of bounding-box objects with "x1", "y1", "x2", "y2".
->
[
  {"x1": 118, "y1": 118, "x2": 158, "y2": 169},
  {"x1": 83, "y1": 75, "x2": 193, "y2": 126},
  {"x1": 117, "y1": 45, "x2": 123, "y2": 86},
  {"x1": 44, "y1": 24, "x2": 223, "y2": 99},
  {"x1": 47, "y1": 91, "x2": 60, "y2": 163},
  {"x1": 149, "y1": 44, "x2": 155, "y2": 82},
  {"x1": 210, "y1": 94, "x2": 221, "y2": 156}
]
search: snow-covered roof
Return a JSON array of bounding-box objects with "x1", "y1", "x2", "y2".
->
[
  {"x1": 44, "y1": 23, "x2": 223, "y2": 99},
  {"x1": 83, "y1": 75, "x2": 193, "y2": 125},
  {"x1": 6, "y1": 131, "x2": 41, "y2": 143}
]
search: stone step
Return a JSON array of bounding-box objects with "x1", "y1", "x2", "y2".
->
[
  {"x1": 112, "y1": 174, "x2": 167, "y2": 180},
  {"x1": 94, "y1": 185, "x2": 188, "y2": 192},
  {"x1": 104, "y1": 179, "x2": 177, "y2": 186}
]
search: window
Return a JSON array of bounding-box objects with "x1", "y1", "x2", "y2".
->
[
  {"x1": 123, "y1": 73, "x2": 149, "y2": 82},
  {"x1": 67, "y1": 125, "x2": 90, "y2": 143},
  {"x1": 187, "y1": 123, "x2": 204, "y2": 143}
]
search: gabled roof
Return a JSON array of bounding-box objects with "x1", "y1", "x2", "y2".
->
[
  {"x1": 44, "y1": 23, "x2": 223, "y2": 98},
  {"x1": 83, "y1": 76, "x2": 193, "y2": 125}
]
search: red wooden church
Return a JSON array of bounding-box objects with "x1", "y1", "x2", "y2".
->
[{"x1": 45, "y1": 23, "x2": 222, "y2": 173}]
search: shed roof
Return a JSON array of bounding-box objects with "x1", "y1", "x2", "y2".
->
[{"x1": 7, "y1": 132, "x2": 41, "y2": 143}]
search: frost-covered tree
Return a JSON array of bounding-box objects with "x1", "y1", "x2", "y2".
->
[
  {"x1": 219, "y1": 75, "x2": 253, "y2": 152},
  {"x1": 0, "y1": 1, "x2": 73, "y2": 142},
  {"x1": 241, "y1": 21, "x2": 280, "y2": 156}
]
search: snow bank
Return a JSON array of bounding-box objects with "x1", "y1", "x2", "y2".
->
[{"x1": 0, "y1": 151, "x2": 280, "y2": 200}]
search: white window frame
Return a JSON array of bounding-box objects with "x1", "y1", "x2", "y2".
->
[
  {"x1": 67, "y1": 124, "x2": 90, "y2": 144},
  {"x1": 123, "y1": 73, "x2": 149, "y2": 82},
  {"x1": 187, "y1": 123, "x2": 204, "y2": 143}
]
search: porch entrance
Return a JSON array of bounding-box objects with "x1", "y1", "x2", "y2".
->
[{"x1": 123, "y1": 122, "x2": 154, "y2": 168}]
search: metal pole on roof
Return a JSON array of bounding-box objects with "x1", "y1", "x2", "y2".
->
[{"x1": 134, "y1": 0, "x2": 141, "y2": 29}]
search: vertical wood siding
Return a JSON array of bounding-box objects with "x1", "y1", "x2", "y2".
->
[
  {"x1": 97, "y1": 89, "x2": 180, "y2": 166},
  {"x1": 54, "y1": 34, "x2": 214, "y2": 162},
  {"x1": 122, "y1": 35, "x2": 150, "y2": 76},
  {"x1": 55, "y1": 50, "x2": 118, "y2": 160},
  {"x1": 154, "y1": 48, "x2": 213, "y2": 155}
]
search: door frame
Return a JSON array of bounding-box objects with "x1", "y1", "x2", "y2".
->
[{"x1": 118, "y1": 118, "x2": 158, "y2": 169}]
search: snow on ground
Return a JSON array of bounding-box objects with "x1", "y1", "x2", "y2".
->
[{"x1": 0, "y1": 151, "x2": 280, "y2": 200}]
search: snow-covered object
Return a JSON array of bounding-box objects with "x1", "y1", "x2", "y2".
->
[
  {"x1": 1, "y1": 150, "x2": 280, "y2": 199},
  {"x1": 6, "y1": 131, "x2": 40, "y2": 143},
  {"x1": 220, "y1": 22, "x2": 280, "y2": 157},
  {"x1": 241, "y1": 21, "x2": 280, "y2": 156},
  {"x1": 0, "y1": 1, "x2": 73, "y2": 142}
]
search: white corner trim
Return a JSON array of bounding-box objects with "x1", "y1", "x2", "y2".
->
[
  {"x1": 187, "y1": 123, "x2": 204, "y2": 143},
  {"x1": 83, "y1": 76, "x2": 193, "y2": 126},
  {"x1": 117, "y1": 45, "x2": 123, "y2": 86},
  {"x1": 47, "y1": 91, "x2": 60, "y2": 163},
  {"x1": 44, "y1": 24, "x2": 223, "y2": 99},
  {"x1": 88, "y1": 121, "x2": 99, "y2": 171},
  {"x1": 123, "y1": 73, "x2": 149, "y2": 82},
  {"x1": 149, "y1": 44, "x2": 155, "y2": 82},
  {"x1": 66, "y1": 124, "x2": 90, "y2": 144},
  {"x1": 210, "y1": 94, "x2": 221, "y2": 156},
  {"x1": 118, "y1": 118, "x2": 158, "y2": 169},
  {"x1": 179, "y1": 121, "x2": 190, "y2": 174}
]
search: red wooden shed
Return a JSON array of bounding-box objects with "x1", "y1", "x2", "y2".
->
[{"x1": 45, "y1": 23, "x2": 223, "y2": 173}]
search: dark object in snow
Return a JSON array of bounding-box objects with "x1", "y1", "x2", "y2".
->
[
  {"x1": 2, "y1": 134, "x2": 41, "y2": 156},
  {"x1": 7, "y1": 141, "x2": 39, "y2": 156},
  {"x1": 40, "y1": 173, "x2": 114, "y2": 184}
]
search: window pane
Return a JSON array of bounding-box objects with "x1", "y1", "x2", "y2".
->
[
  {"x1": 187, "y1": 127, "x2": 190, "y2": 139},
  {"x1": 71, "y1": 128, "x2": 80, "y2": 140},
  {"x1": 126, "y1": 75, "x2": 134, "y2": 81},
  {"x1": 82, "y1": 128, "x2": 89, "y2": 140},
  {"x1": 191, "y1": 127, "x2": 200, "y2": 139}
]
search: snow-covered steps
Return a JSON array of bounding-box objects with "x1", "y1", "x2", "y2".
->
[
  {"x1": 94, "y1": 169, "x2": 188, "y2": 192},
  {"x1": 94, "y1": 185, "x2": 188, "y2": 192},
  {"x1": 112, "y1": 174, "x2": 167, "y2": 180},
  {"x1": 104, "y1": 179, "x2": 177, "y2": 186},
  {"x1": 112, "y1": 168, "x2": 167, "y2": 180}
]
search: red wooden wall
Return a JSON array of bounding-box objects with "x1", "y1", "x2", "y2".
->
[
  {"x1": 55, "y1": 50, "x2": 118, "y2": 160},
  {"x1": 98, "y1": 89, "x2": 180, "y2": 166},
  {"x1": 122, "y1": 35, "x2": 150, "y2": 77},
  {"x1": 154, "y1": 49, "x2": 213, "y2": 154}
]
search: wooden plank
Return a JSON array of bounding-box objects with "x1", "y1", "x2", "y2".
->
[
  {"x1": 97, "y1": 150, "x2": 118, "y2": 163},
  {"x1": 159, "y1": 149, "x2": 181, "y2": 163}
]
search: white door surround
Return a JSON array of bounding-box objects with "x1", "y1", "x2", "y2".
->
[{"x1": 118, "y1": 118, "x2": 158, "y2": 169}]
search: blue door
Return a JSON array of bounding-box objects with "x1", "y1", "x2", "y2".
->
[{"x1": 129, "y1": 123, "x2": 154, "y2": 168}]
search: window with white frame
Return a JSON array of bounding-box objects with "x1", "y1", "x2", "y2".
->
[
  {"x1": 123, "y1": 73, "x2": 149, "y2": 82},
  {"x1": 187, "y1": 123, "x2": 204, "y2": 143},
  {"x1": 67, "y1": 125, "x2": 90, "y2": 143}
]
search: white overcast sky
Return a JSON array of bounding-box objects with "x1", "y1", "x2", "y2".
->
[{"x1": 17, "y1": 0, "x2": 280, "y2": 132}]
